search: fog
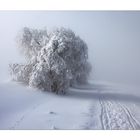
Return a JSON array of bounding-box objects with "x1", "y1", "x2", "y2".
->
[{"x1": 0, "y1": 11, "x2": 140, "y2": 86}]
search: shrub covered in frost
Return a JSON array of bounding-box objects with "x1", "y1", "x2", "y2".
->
[{"x1": 10, "y1": 27, "x2": 91, "y2": 94}]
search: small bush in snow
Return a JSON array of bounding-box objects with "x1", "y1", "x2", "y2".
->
[{"x1": 10, "y1": 27, "x2": 91, "y2": 94}]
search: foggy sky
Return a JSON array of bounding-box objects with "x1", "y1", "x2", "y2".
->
[{"x1": 0, "y1": 11, "x2": 140, "y2": 86}]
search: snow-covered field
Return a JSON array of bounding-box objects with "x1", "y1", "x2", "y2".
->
[{"x1": 0, "y1": 81, "x2": 140, "y2": 130}]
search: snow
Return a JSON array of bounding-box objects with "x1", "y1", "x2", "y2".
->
[{"x1": 0, "y1": 80, "x2": 140, "y2": 130}]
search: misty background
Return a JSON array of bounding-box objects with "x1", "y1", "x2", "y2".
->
[{"x1": 0, "y1": 11, "x2": 140, "y2": 86}]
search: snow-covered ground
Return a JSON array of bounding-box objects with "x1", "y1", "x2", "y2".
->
[{"x1": 0, "y1": 81, "x2": 140, "y2": 130}]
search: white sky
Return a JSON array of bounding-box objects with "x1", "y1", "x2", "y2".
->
[{"x1": 0, "y1": 11, "x2": 140, "y2": 86}]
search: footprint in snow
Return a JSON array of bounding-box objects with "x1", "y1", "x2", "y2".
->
[
  {"x1": 48, "y1": 111, "x2": 57, "y2": 115},
  {"x1": 51, "y1": 125, "x2": 59, "y2": 130}
]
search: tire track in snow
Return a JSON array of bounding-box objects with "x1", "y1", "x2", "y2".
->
[
  {"x1": 99, "y1": 98, "x2": 140, "y2": 130},
  {"x1": 118, "y1": 102, "x2": 140, "y2": 129}
]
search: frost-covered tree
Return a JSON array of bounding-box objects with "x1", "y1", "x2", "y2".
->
[
  {"x1": 17, "y1": 27, "x2": 49, "y2": 59},
  {"x1": 10, "y1": 27, "x2": 91, "y2": 94}
]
